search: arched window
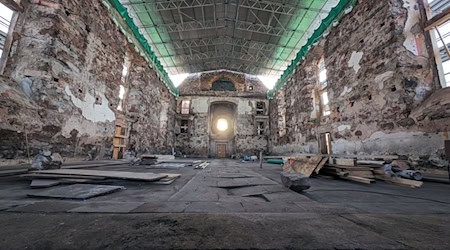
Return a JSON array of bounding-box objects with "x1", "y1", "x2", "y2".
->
[{"x1": 211, "y1": 78, "x2": 236, "y2": 91}]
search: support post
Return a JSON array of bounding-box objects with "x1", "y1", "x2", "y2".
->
[{"x1": 259, "y1": 151, "x2": 263, "y2": 169}]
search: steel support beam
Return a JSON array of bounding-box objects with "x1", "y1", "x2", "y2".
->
[
  {"x1": 152, "y1": 36, "x2": 296, "y2": 51},
  {"x1": 124, "y1": 0, "x2": 326, "y2": 14},
  {"x1": 141, "y1": 19, "x2": 302, "y2": 36},
  {"x1": 159, "y1": 49, "x2": 287, "y2": 64}
]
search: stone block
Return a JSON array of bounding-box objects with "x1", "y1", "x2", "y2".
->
[{"x1": 280, "y1": 171, "x2": 311, "y2": 192}]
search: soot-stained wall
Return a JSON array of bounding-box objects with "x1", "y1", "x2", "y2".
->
[{"x1": 269, "y1": 0, "x2": 449, "y2": 168}]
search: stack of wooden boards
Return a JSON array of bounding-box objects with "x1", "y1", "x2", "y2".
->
[
  {"x1": 320, "y1": 158, "x2": 423, "y2": 188},
  {"x1": 21, "y1": 169, "x2": 181, "y2": 188},
  {"x1": 283, "y1": 156, "x2": 423, "y2": 188}
]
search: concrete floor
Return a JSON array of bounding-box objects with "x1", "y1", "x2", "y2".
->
[{"x1": 0, "y1": 159, "x2": 450, "y2": 249}]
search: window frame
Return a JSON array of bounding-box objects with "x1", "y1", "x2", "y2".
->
[
  {"x1": 180, "y1": 119, "x2": 189, "y2": 134},
  {"x1": 0, "y1": 1, "x2": 20, "y2": 74},
  {"x1": 180, "y1": 100, "x2": 190, "y2": 115},
  {"x1": 256, "y1": 120, "x2": 266, "y2": 136},
  {"x1": 423, "y1": 0, "x2": 450, "y2": 88},
  {"x1": 318, "y1": 57, "x2": 331, "y2": 116},
  {"x1": 255, "y1": 101, "x2": 266, "y2": 115}
]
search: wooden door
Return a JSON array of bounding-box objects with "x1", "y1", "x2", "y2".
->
[{"x1": 217, "y1": 143, "x2": 227, "y2": 158}]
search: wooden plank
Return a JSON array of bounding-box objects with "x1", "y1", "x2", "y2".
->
[
  {"x1": 425, "y1": 5, "x2": 450, "y2": 31},
  {"x1": 334, "y1": 158, "x2": 355, "y2": 166},
  {"x1": 285, "y1": 156, "x2": 323, "y2": 177},
  {"x1": 21, "y1": 173, "x2": 107, "y2": 180},
  {"x1": 341, "y1": 176, "x2": 374, "y2": 184},
  {"x1": 357, "y1": 160, "x2": 385, "y2": 165},
  {"x1": 151, "y1": 174, "x2": 181, "y2": 185},
  {"x1": 31, "y1": 169, "x2": 167, "y2": 182},
  {"x1": 374, "y1": 174, "x2": 423, "y2": 188},
  {"x1": 314, "y1": 157, "x2": 329, "y2": 174},
  {"x1": 325, "y1": 165, "x2": 372, "y2": 171},
  {"x1": 0, "y1": 169, "x2": 28, "y2": 177},
  {"x1": 265, "y1": 154, "x2": 399, "y2": 160}
]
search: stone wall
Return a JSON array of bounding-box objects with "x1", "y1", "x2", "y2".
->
[
  {"x1": 0, "y1": 0, "x2": 175, "y2": 160},
  {"x1": 125, "y1": 49, "x2": 176, "y2": 155},
  {"x1": 269, "y1": 0, "x2": 450, "y2": 167},
  {"x1": 175, "y1": 70, "x2": 269, "y2": 157}
]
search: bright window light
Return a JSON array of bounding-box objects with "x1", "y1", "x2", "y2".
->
[
  {"x1": 117, "y1": 85, "x2": 125, "y2": 111},
  {"x1": 118, "y1": 85, "x2": 125, "y2": 99},
  {"x1": 0, "y1": 4, "x2": 13, "y2": 33},
  {"x1": 257, "y1": 75, "x2": 278, "y2": 89},
  {"x1": 169, "y1": 73, "x2": 189, "y2": 87},
  {"x1": 217, "y1": 118, "x2": 228, "y2": 132}
]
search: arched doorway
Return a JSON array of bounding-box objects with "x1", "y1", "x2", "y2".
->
[{"x1": 209, "y1": 102, "x2": 236, "y2": 158}]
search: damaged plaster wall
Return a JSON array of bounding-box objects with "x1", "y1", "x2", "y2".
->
[
  {"x1": 125, "y1": 48, "x2": 176, "y2": 155},
  {"x1": 175, "y1": 70, "x2": 269, "y2": 157},
  {"x1": 0, "y1": 0, "x2": 175, "y2": 160},
  {"x1": 269, "y1": 0, "x2": 449, "y2": 168}
]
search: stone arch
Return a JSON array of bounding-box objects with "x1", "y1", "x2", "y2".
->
[{"x1": 211, "y1": 78, "x2": 236, "y2": 91}]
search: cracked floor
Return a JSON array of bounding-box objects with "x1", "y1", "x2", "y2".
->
[{"x1": 1, "y1": 159, "x2": 450, "y2": 249}]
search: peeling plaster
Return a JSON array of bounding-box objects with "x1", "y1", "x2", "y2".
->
[
  {"x1": 402, "y1": 1, "x2": 421, "y2": 56},
  {"x1": 192, "y1": 98, "x2": 209, "y2": 113},
  {"x1": 238, "y1": 99, "x2": 252, "y2": 114},
  {"x1": 61, "y1": 116, "x2": 102, "y2": 138},
  {"x1": 64, "y1": 85, "x2": 115, "y2": 123},
  {"x1": 337, "y1": 124, "x2": 351, "y2": 132},
  {"x1": 348, "y1": 51, "x2": 363, "y2": 73}
]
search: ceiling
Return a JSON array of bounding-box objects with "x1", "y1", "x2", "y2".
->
[{"x1": 120, "y1": 0, "x2": 342, "y2": 77}]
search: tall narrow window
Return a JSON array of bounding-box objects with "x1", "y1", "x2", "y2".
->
[
  {"x1": 117, "y1": 85, "x2": 125, "y2": 111},
  {"x1": 277, "y1": 90, "x2": 287, "y2": 137},
  {"x1": 117, "y1": 52, "x2": 130, "y2": 111},
  {"x1": 257, "y1": 121, "x2": 265, "y2": 135},
  {"x1": 181, "y1": 100, "x2": 190, "y2": 114},
  {"x1": 424, "y1": 0, "x2": 450, "y2": 88},
  {"x1": 256, "y1": 101, "x2": 265, "y2": 115},
  {"x1": 0, "y1": 3, "x2": 16, "y2": 73},
  {"x1": 180, "y1": 119, "x2": 188, "y2": 133},
  {"x1": 318, "y1": 58, "x2": 331, "y2": 116},
  {"x1": 0, "y1": 4, "x2": 13, "y2": 58}
]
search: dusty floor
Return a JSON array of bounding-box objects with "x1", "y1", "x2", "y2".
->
[{"x1": 0, "y1": 159, "x2": 450, "y2": 249}]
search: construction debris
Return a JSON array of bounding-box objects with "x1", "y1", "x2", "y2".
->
[
  {"x1": 138, "y1": 155, "x2": 158, "y2": 165},
  {"x1": 282, "y1": 156, "x2": 326, "y2": 177},
  {"x1": 194, "y1": 161, "x2": 209, "y2": 169},
  {"x1": 29, "y1": 151, "x2": 63, "y2": 170},
  {"x1": 279, "y1": 155, "x2": 424, "y2": 188},
  {"x1": 280, "y1": 172, "x2": 311, "y2": 192},
  {"x1": 383, "y1": 163, "x2": 423, "y2": 181},
  {"x1": 319, "y1": 158, "x2": 424, "y2": 187}
]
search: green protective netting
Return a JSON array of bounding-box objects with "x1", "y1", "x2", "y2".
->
[
  {"x1": 267, "y1": 0, "x2": 357, "y2": 98},
  {"x1": 105, "y1": 0, "x2": 179, "y2": 96}
]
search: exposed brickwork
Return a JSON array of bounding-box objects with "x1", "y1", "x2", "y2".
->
[
  {"x1": 0, "y1": 0, "x2": 175, "y2": 160},
  {"x1": 126, "y1": 49, "x2": 176, "y2": 154},
  {"x1": 269, "y1": 0, "x2": 449, "y2": 167}
]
